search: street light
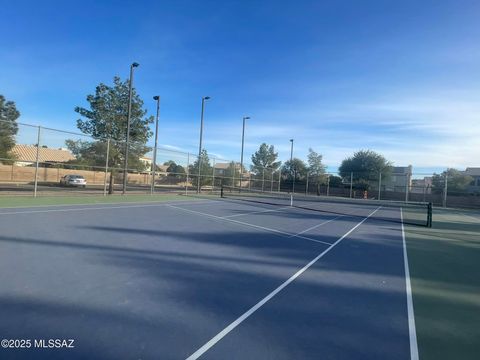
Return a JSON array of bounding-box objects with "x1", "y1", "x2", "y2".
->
[
  {"x1": 240, "y1": 116, "x2": 250, "y2": 189},
  {"x1": 197, "y1": 96, "x2": 210, "y2": 193},
  {"x1": 151, "y1": 95, "x2": 160, "y2": 194},
  {"x1": 290, "y1": 139, "x2": 295, "y2": 195},
  {"x1": 122, "y1": 62, "x2": 140, "y2": 194}
]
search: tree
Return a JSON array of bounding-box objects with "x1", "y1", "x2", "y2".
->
[
  {"x1": 432, "y1": 169, "x2": 473, "y2": 193},
  {"x1": 188, "y1": 149, "x2": 213, "y2": 190},
  {"x1": 0, "y1": 95, "x2": 20, "y2": 163},
  {"x1": 67, "y1": 77, "x2": 154, "y2": 193},
  {"x1": 251, "y1": 143, "x2": 281, "y2": 175},
  {"x1": 307, "y1": 148, "x2": 326, "y2": 194},
  {"x1": 165, "y1": 161, "x2": 186, "y2": 184},
  {"x1": 339, "y1": 150, "x2": 392, "y2": 190},
  {"x1": 222, "y1": 161, "x2": 241, "y2": 187},
  {"x1": 282, "y1": 158, "x2": 308, "y2": 182}
]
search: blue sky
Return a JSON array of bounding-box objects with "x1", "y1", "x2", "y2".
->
[{"x1": 1, "y1": 0, "x2": 479, "y2": 174}]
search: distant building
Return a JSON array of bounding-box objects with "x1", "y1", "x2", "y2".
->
[
  {"x1": 213, "y1": 162, "x2": 250, "y2": 178},
  {"x1": 139, "y1": 156, "x2": 152, "y2": 168},
  {"x1": 464, "y1": 167, "x2": 480, "y2": 192},
  {"x1": 383, "y1": 165, "x2": 412, "y2": 192},
  {"x1": 11, "y1": 144, "x2": 75, "y2": 166},
  {"x1": 411, "y1": 177, "x2": 432, "y2": 194}
]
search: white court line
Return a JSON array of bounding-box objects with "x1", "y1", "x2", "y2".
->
[
  {"x1": 289, "y1": 214, "x2": 346, "y2": 237},
  {"x1": 167, "y1": 204, "x2": 333, "y2": 246},
  {"x1": 0, "y1": 199, "x2": 222, "y2": 216},
  {"x1": 401, "y1": 208, "x2": 419, "y2": 360},
  {"x1": 222, "y1": 206, "x2": 292, "y2": 218},
  {"x1": 186, "y1": 206, "x2": 382, "y2": 360}
]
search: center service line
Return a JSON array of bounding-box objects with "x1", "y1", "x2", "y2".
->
[{"x1": 185, "y1": 206, "x2": 382, "y2": 360}]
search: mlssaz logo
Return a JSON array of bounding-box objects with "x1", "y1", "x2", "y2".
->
[{"x1": 34, "y1": 339, "x2": 75, "y2": 348}]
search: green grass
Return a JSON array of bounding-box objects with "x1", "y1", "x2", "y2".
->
[
  {"x1": 405, "y1": 207, "x2": 480, "y2": 360},
  {"x1": 0, "y1": 193, "x2": 214, "y2": 208}
]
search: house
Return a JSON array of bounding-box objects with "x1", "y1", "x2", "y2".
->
[
  {"x1": 410, "y1": 177, "x2": 433, "y2": 194},
  {"x1": 464, "y1": 167, "x2": 480, "y2": 192},
  {"x1": 213, "y1": 162, "x2": 250, "y2": 178},
  {"x1": 139, "y1": 156, "x2": 152, "y2": 169},
  {"x1": 10, "y1": 144, "x2": 75, "y2": 166},
  {"x1": 383, "y1": 165, "x2": 413, "y2": 192}
]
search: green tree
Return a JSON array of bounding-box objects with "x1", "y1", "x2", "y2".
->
[
  {"x1": 307, "y1": 148, "x2": 326, "y2": 194},
  {"x1": 67, "y1": 77, "x2": 154, "y2": 193},
  {"x1": 0, "y1": 95, "x2": 20, "y2": 163},
  {"x1": 282, "y1": 158, "x2": 308, "y2": 182},
  {"x1": 166, "y1": 161, "x2": 186, "y2": 184},
  {"x1": 339, "y1": 150, "x2": 392, "y2": 190},
  {"x1": 222, "y1": 161, "x2": 241, "y2": 187},
  {"x1": 432, "y1": 169, "x2": 473, "y2": 193},
  {"x1": 188, "y1": 149, "x2": 213, "y2": 190},
  {"x1": 250, "y1": 143, "x2": 281, "y2": 175}
]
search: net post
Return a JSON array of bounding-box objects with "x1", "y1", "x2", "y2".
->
[
  {"x1": 220, "y1": 184, "x2": 224, "y2": 198},
  {"x1": 290, "y1": 193, "x2": 293, "y2": 207}
]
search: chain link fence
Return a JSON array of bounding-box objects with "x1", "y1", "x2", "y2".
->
[{"x1": 0, "y1": 119, "x2": 479, "y2": 209}]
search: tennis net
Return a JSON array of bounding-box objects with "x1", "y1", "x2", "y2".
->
[{"x1": 221, "y1": 186, "x2": 432, "y2": 227}]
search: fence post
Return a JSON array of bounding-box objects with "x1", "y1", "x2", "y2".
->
[
  {"x1": 349, "y1": 172, "x2": 353, "y2": 198},
  {"x1": 233, "y1": 163, "x2": 236, "y2": 188},
  {"x1": 378, "y1": 171, "x2": 382, "y2": 200},
  {"x1": 33, "y1": 126, "x2": 41, "y2": 198},
  {"x1": 327, "y1": 174, "x2": 330, "y2": 196},
  {"x1": 270, "y1": 169, "x2": 274, "y2": 192},
  {"x1": 103, "y1": 139, "x2": 110, "y2": 196},
  {"x1": 443, "y1": 172, "x2": 448, "y2": 208},
  {"x1": 11, "y1": 163, "x2": 14, "y2": 181},
  {"x1": 278, "y1": 169, "x2": 281, "y2": 192},
  {"x1": 212, "y1": 158, "x2": 216, "y2": 192},
  {"x1": 186, "y1": 153, "x2": 190, "y2": 195},
  {"x1": 405, "y1": 174, "x2": 409, "y2": 202},
  {"x1": 305, "y1": 173, "x2": 309, "y2": 195},
  {"x1": 262, "y1": 168, "x2": 265, "y2": 192}
]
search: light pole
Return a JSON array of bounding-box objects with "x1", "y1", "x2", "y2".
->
[
  {"x1": 240, "y1": 116, "x2": 250, "y2": 189},
  {"x1": 197, "y1": 96, "x2": 210, "y2": 193},
  {"x1": 151, "y1": 95, "x2": 160, "y2": 194},
  {"x1": 289, "y1": 139, "x2": 295, "y2": 194},
  {"x1": 122, "y1": 62, "x2": 139, "y2": 194}
]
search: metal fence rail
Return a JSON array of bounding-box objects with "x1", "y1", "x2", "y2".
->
[{"x1": 0, "y1": 119, "x2": 479, "y2": 209}]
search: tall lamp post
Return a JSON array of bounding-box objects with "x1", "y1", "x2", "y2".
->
[
  {"x1": 240, "y1": 116, "x2": 250, "y2": 189},
  {"x1": 122, "y1": 62, "x2": 139, "y2": 194},
  {"x1": 197, "y1": 96, "x2": 210, "y2": 193},
  {"x1": 289, "y1": 139, "x2": 295, "y2": 194},
  {"x1": 151, "y1": 95, "x2": 160, "y2": 194}
]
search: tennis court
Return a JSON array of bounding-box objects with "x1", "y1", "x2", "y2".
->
[{"x1": 0, "y1": 191, "x2": 428, "y2": 359}]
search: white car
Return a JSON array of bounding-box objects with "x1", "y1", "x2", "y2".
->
[{"x1": 60, "y1": 175, "x2": 87, "y2": 188}]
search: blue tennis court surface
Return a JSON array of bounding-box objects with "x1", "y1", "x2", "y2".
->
[{"x1": 0, "y1": 197, "x2": 416, "y2": 359}]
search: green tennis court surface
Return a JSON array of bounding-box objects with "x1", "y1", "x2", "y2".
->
[
  {"x1": 0, "y1": 193, "x2": 208, "y2": 208},
  {"x1": 405, "y1": 208, "x2": 480, "y2": 360}
]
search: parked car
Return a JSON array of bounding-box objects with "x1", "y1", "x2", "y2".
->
[{"x1": 60, "y1": 175, "x2": 87, "y2": 188}]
